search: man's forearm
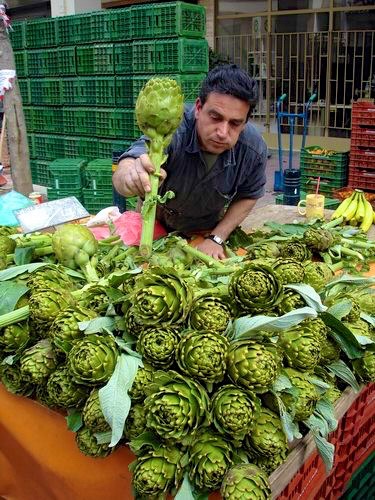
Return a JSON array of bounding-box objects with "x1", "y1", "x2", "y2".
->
[{"x1": 212, "y1": 198, "x2": 258, "y2": 240}]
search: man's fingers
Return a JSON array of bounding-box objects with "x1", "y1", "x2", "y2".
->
[
  {"x1": 134, "y1": 158, "x2": 151, "y2": 192},
  {"x1": 139, "y1": 154, "x2": 155, "y2": 174},
  {"x1": 159, "y1": 168, "x2": 167, "y2": 182}
]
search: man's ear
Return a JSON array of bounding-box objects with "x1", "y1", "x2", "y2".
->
[{"x1": 194, "y1": 97, "x2": 202, "y2": 119}]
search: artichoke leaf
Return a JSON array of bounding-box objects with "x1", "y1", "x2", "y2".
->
[
  {"x1": 128, "y1": 430, "x2": 162, "y2": 455},
  {"x1": 66, "y1": 409, "x2": 83, "y2": 432},
  {"x1": 327, "y1": 299, "x2": 354, "y2": 320},
  {"x1": 94, "y1": 430, "x2": 112, "y2": 445},
  {"x1": 99, "y1": 353, "x2": 142, "y2": 447},
  {"x1": 327, "y1": 360, "x2": 360, "y2": 392},
  {"x1": 232, "y1": 307, "x2": 317, "y2": 339},
  {"x1": 311, "y1": 432, "x2": 335, "y2": 472},
  {"x1": 272, "y1": 373, "x2": 293, "y2": 393},
  {"x1": 315, "y1": 399, "x2": 338, "y2": 434},
  {"x1": 0, "y1": 282, "x2": 29, "y2": 315},
  {"x1": 1, "y1": 354, "x2": 17, "y2": 365},
  {"x1": 286, "y1": 284, "x2": 327, "y2": 312},
  {"x1": 175, "y1": 473, "x2": 196, "y2": 500},
  {"x1": 273, "y1": 393, "x2": 302, "y2": 442},
  {"x1": 360, "y1": 312, "x2": 375, "y2": 328},
  {"x1": 320, "y1": 312, "x2": 363, "y2": 359},
  {"x1": 14, "y1": 247, "x2": 34, "y2": 265},
  {"x1": 78, "y1": 317, "x2": 116, "y2": 334},
  {"x1": 0, "y1": 262, "x2": 50, "y2": 281}
]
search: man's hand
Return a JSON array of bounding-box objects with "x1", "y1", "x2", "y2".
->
[
  {"x1": 113, "y1": 154, "x2": 167, "y2": 198},
  {"x1": 195, "y1": 238, "x2": 227, "y2": 260}
]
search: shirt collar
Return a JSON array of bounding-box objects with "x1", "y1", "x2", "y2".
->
[{"x1": 184, "y1": 108, "x2": 237, "y2": 168}]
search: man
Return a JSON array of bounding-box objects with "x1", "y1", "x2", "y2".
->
[{"x1": 113, "y1": 64, "x2": 267, "y2": 259}]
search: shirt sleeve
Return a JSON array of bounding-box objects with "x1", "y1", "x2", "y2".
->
[
  {"x1": 233, "y1": 140, "x2": 268, "y2": 201},
  {"x1": 118, "y1": 136, "x2": 149, "y2": 162}
]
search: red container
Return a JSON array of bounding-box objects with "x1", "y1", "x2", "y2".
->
[
  {"x1": 350, "y1": 147, "x2": 375, "y2": 170},
  {"x1": 350, "y1": 128, "x2": 375, "y2": 149},
  {"x1": 348, "y1": 167, "x2": 375, "y2": 191}
]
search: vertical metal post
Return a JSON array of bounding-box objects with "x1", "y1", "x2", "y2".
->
[
  {"x1": 265, "y1": 0, "x2": 272, "y2": 133},
  {"x1": 324, "y1": 3, "x2": 334, "y2": 136}
]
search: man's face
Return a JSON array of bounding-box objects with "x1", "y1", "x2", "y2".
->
[{"x1": 194, "y1": 92, "x2": 250, "y2": 154}]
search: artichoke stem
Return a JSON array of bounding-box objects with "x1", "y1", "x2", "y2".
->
[
  {"x1": 112, "y1": 246, "x2": 138, "y2": 262},
  {"x1": 15, "y1": 235, "x2": 52, "y2": 248},
  {"x1": 82, "y1": 262, "x2": 99, "y2": 282},
  {"x1": 340, "y1": 237, "x2": 374, "y2": 250},
  {"x1": 98, "y1": 235, "x2": 121, "y2": 246},
  {"x1": 322, "y1": 217, "x2": 344, "y2": 229},
  {"x1": 0, "y1": 305, "x2": 29, "y2": 328},
  {"x1": 330, "y1": 261, "x2": 344, "y2": 272},
  {"x1": 33, "y1": 245, "x2": 53, "y2": 256},
  {"x1": 175, "y1": 238, "x2": 227, "y2": 269},
  {"x1": 139, "y1": 140, "x2": 165, "y2": 258},
  {"x1": 339, "y1": 246, "x2": 365, "y2": 260}
]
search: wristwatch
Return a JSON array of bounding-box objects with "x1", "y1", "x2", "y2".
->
[{"x1": 206, "y1": 234, "x2": 224, "y2": 246}]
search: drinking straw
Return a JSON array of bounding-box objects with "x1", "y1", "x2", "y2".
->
[{"x1": 316, "y1": 176, "x2": 320, "y2": 196}]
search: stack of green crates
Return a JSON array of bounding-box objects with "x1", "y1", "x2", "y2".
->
[
  {"x1": 300, "y1": 146, "x2": 349, "y2": 198},
  {"x1": 47, "y1": 158, "x2": 87, "y2": 202},
  {"x1": 11, "y1": 1, "x2": 208, "y2": 193},
  {"x1": 83, "y1": 159, "x2": 114, "y2": 213}
]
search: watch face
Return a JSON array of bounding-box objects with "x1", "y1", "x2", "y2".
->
[{"x1": 211, "y1": 235, "x2": 223, "y2": 245}]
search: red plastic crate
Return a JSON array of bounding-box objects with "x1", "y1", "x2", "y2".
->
[
  {"x1": 352, "y1": 101, "x2": 375, "y2": 127},
  {"x1": 348, "y1": 166, "x2": 375, "y2": 191},
  {"x1": 350, "y1": 128, "x2": 375, "y2": 148},
  {"x1": 276, "y1": 383, "x2": 375, "y2": 500},
  {"x1": 350, "y1": 147, "x2": 375, "y2": 169}
]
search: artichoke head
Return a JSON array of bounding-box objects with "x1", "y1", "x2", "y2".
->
[
  {"x1": 20, "y1": 339, "x2": 58, "y2": 384},
  {"x1": 82, "y1": 388, "x2": 111, "y2": 433},
  {"x1": 221, "y1": 463, "x2": 271, "y2": 500},
  {"x1": 75, "y1": 426, "x2": 113, "y2": 458},
  {"x1": 52, "y1": 224, "x2": 98, "y2": 270},
  {"x1": 136, "y1": 326, "x2": 179, "y2": 369},
  {"x1": 47, "y1": 367, "x2": 90, "y2": 408},
  {"x1": 245, "y1": 407, "x2": 288, "y2": 458}
]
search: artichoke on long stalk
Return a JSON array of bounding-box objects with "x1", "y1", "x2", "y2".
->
[{"x1": 135, "y1": 77, "x2": 184, "y2": 257}]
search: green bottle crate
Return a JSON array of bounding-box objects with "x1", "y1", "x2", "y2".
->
[
  {"x1": 131, "y1": 4, "x2": 154, "y2": 39},
  {"x1": 82, "y1": 187, "x2": 114, "y2": 214},
  {"x1": 64, "y1": 137, "x2": 81, "y2": 158},
  {"x1": 300, "y1": 164, "x2": 348, "y2": 182},
  {"x1": 95, "y1": 108, "x2": 116, "y2": 138},
  {"x1": 132, "y1": 41, "x2": 156, "y2": 73},
  {"x1": 30, "y1": 79, "x2": 61, "y2": 106},
  {"x1": 23, "y1": 107, "x2": 34, "y2": 132},
  {"x1": 74, "y1": 108, "x2": 97, "y2": 136},
  {"x1": 18, "y1": 79, "x2": 31, "y2": 105},
  {"x1": 107, "y1": 8, "x2": 131, "y2": 42},
  {"x1": 76, "y1": 45, "x2": 114, "y2": 75},
  {"x1": 115, "y1": 76, "x2": 133, "y2": 107},
  {"x1": 301, "y1": 176, "x2": 346, "y2": 197},
  {"x1": 78, "y1": 137, "x2": 99, "y2": 159},
  {"x1": 10, "y1": 22, "x2": 25, "y2": 50},
  {"x1": 61, "y1": 78, "x2": 81, "y2": 105},
  {"x1": 62, "y1": 108, "x2": 76, "y2": 135},
  {"x1": 114, "y1": 43, "x2": 133, "y2": 74},
  {"x1": 131, "y1": 73, "x2": 206, "y2": 105},
  {"x1": 49, "y1": 158, "x2": 87, "y2": 190},
  {"x1": 14, "y1": 51, "x2": 28, "y2": 77},
  {"x1": 300, "y1": 146, "x2": 349, "y2": 168},
  {"x1": 33, "y1": 134, "x2": 65, "y2": 160},
  {"x1": 97, "y1": 139, "x2": 132, "y2": 158},
  {"x1": 58, "y1": 47, "x2": 76, "y2": 76},
  {"x1": 30, "y1": 159, "x2": 51, "y2": 186},
  {"x1": 85, "y1": 159, "x2": 113, "y2": 189},
  {"x1": 57, "y1": 13, "x2": 92, "y2": 45},
  {"x1": 25, "y1": 18, "x2": 56, "y2": 48},
  {"x1": 76, "y1": 46, "x2": 95, "y2": 75},
  {"x1": 27, "y1": 50, "x2": 59, "y2": 77},
  {"x1": 90, "y1": 11, "x2": 114, "y2": 43},
  {"x1": 153, "y1": 2, "x2": 206, "y2": 38},
  {"x1": 28, "y1": 134, "x2": 35, "y2": 158},
  {"x1": 155, "y1": 38, "x2": 209, "y2": 73},
  {"x1": 95, "y1": 77, "x2": 116, "y2": 106},
  {"x1": 47, "y1": 187, "x2": 83, "y2": 203},
  {"x1": 33, "y1": 107, "x2": 63, "y2": 134},
  {"x1": 76, "y1": 78, "x2": 97, "y2": 106}
]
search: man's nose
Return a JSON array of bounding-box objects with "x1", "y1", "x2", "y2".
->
[{"x1": 217, "y1": 121, "x2": 229, "y2": 138}]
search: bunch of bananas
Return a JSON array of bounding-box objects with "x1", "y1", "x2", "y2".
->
[{"x1": 331, "y1": 189, "x2": 375, "y2": 232}]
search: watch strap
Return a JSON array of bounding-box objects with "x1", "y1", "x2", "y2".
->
[{"x1": 206, "y1": 234, "x2": 224, "y2": 246}]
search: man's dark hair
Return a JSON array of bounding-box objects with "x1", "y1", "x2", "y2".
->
[{"x1": 199, "y1": 64, "x2": 258, "y2": 117}]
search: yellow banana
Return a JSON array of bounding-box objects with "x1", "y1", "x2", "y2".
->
[
  {"x1": 360, "y1": 199, "x2": 374, "y2": 232},
  {"x1": 343, "y1": 192, "x2": 359, "y2": 222},
  {"x1": 373, "y1": 210, "x2": 375, "y2": 224},
  {"x1": 355, "y1": 192, "x2": 366, "y2": 223},
  {"x1": 331, "y1": 192, "x2": 356, "y2": 220}
]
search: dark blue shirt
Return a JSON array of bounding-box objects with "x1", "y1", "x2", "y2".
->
[{"x1": 119, "y1": 106, "x2": 267, "y2": 233}]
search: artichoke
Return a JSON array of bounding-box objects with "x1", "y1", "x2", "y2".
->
[
  {"x1": 67, "y1": 334, "x2": 118, "y2": 386},
  {"x1": 251, "y1": 451, "x2": 288, "y2": 475},
  {"x1": 227, "y1": 339, "x2": 280, "y2": 393},
  {"x1": 46, "y1": 367, "x2": 90, "y2": 408},
  {"x1": 136, "y1": 77, "x2": 184, "y2": 140},
  {"x1": 20, "y1": 339, "x2": 58, "y2": 384},
  {"x1": 49, "y1": 306, "x2": 97, "y2": 351},
  {"x1": 0, "y1": 255, "x2": 6, "y2": 270},
  {"x1": 247, "y1": 241, "x2": 280, "y2": 260},
  {"x1": 279, "y1": 240, "x2": 312, "y2": 261},
  {"x1": 272, "y1": 258, "x2": 305, "y2": 285},
  {"x1": 263, "y1": 368, "x2": 319, "y2": 421},
  {"x1": 0, "y1": 225, "x2": 18, "y2": 237},
  {"x1": 144, "y1": 370, "x2": 210, "y2": 443},
  {"x1": 355, "y1": 290, "x2": 375, "y2": 315},
  {"x1": 82, "y1": 388, "x2": 110, "y2": 433},
  {"x1": 276, "y1": 288, "x2": 305, "y2": 315},
  {"x1": 343, "y1": 318, "x2": 370, "y2": 338},
  {"x1": 0, "y1": 362, "x2": 33, "y2": 396},
  {"x1": 51, "y1": 224, "x2": 98, "y2": 274},
  {"x1": 0, "y1": 235, "x2": 16, "y2": 254},
  {"x1": 320, "y1": 337, "x2": 341, "y2": 365},
  {"x1": 189, "y1": 294, "x2": 233, "y2": 334},
  {"x1": 136, "y1": 326, "x2": 179, "y2": 368},
  {"x1": 75, "y1": 426, "x2": 113, "y2": 458},
  {"x1": 211, "y1": 384, "x2": 260, "y2": 442},
  {"x1": 132, "y1": 267, "x2": 193, "y2": 326},
  {"x1": 303, "y1": 261, "x2": 334, "y2": 291},
  {"x1": 304, "y1": 317, "x2": 328, "y2": 344},
  {"x1": 324, "y1": 384, "x2": 342, "y2": 404},
  {"x1": 245, "y1": 407, "x2": 288, "y2": 458},
  {"x1": 188, "y1": 430, "x2": 233, "y2": 492},
  {"x1": 342, "y1": 299, "x2": 361, "y2": 322},
  {"x1": 352, "y1": 352, "x2": 375, "y2": 382},
  {"x1": 36, "y1": 382, "x2": 57, "y2": 408},
  {"x1": 176, "y1": 330, "x2": 229, "y2": 387},
  {"x1": 129, "y1": 362, "x2": 154, "y2": 402},
  {"x1": 279, "y1": 320, "x2": 322, "y2": 371},
  {"x1": 77, "y1": 284, "x2": 111, "y2": 314},
  {"x1": 221, "y1": 463, "x2": 271, "y2": 500},
  {"x1": 131, "y1": 444, "x2": 185, "y2": 499},
  {"x1": 0, "y1": 322, "x2": 30, "y2": 352},
  {"x1": 124, "y1": 404, "x2": 148, "y2": 441},
  {"x1": 123, "y1": 307, "x2": 144, "y2": 338},
  {"x1": 304, "y1": 227, "x2": 336, "y2": 252},
  {"x1": 29, "y1": 285, "x2": 74, "y2": 329},
  {"x1": 229, "y1": 263, "x2": 283, "y2": 313},
  {"x1": 27, "y1": 264, "x2": 77, "y2": 292}
]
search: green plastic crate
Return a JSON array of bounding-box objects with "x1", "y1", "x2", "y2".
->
[
  {"x1": 95, "y1": 77, "x2": 116, "y2": 106},
  {"x1": 82, "y1": 187, "x2": 114, "y2": 214},
  {"x1": 153, "y1": 2, "x2": 206, "y2": 38},
  {"x1": 33, "y1": 107, "x2": 63, "y2": 134},
  {"x1": 155, "y1": 38, "x2": 209, "y2": 73},
  {"x1": 23, "y1": 107, "x2": 34, "y2": 132},
  {"x1": 275, "y1": 192, "x2": 341, "y2": 209},
  {"x1": 58, "y1": 47, "x2": 76, "y2": 76},
  {"x1": 27, "y1": 50, "x2": 59, "y2": 77},
  {"x1": 114, "y1": 43, "x2": 133, "y2": 74},
  {"x1": 64, "y1": 136, "x2": 81, "y2": 158},
  {"x1": 131, "y1": 4, "x2": 154, "y2": 39},
  {"x1": 30, "y1": 79, "x2": 61, "y2": 106},
  {"x1": 27, "y1": 134, "x2": 35, "y2": 158},
  {"x1": 47, "y1": 187, "x2": 83, "y2": 203},
  {"x1": 57, "y1": 13, "x2": 91, "y2": 45},
  {"x1": 107, "y1": 9, "x2": 131, "y2": 42},
  {"x1": 78, "y1": 137, "x2": 99, "y2": 160},
  {"x1": 30, "y1": 159, "x2": 51, "y2": 186},
  {"x1": 74, "y1": 108, "x2": 96, "y2": 136},
  {"x1": 342, "y1": 453, "x2": 375, "y2": 499},
  {"x1": 76, "y1": 78, "x2": 97, "y2": 105},
  {"x1": 301, "y1": 164, "x2": 348, "y2": 182},
  {"x1": 95, "y1": 109, "x2": 139, "y2": 139},
  {"x1": 33, "y1": 134, "x2": 65, "y2": 160},
  {"x1": 132, "y1": 41, "x2": 156, "y2": 73},
  {"x1": 14, "y1": 51, "x2": 28, "y2": 77},
  {"x1": 301, "y1": 176, "x2": 346, "y2": 197},
  {"x1": 97, "y1": 139, "x2": 132, "y2": 158},
  {"x1": 49, "y1": 158, "x2": 87, "y2": 190},
  {"x1": 25, "y1": 18, "x2": 56, "y2": 48},
  {"x1": 76, "y1": 45, "x2": 114, "y2": 75},
  {"x1": 61, "y1": 78, "x2": 81, "y2": 105},
  {"x1": 85, "y1": 159, "x2": 113, "y2": 189},
  {"x1": 10, "y1": 22, "x2": 25, "y2": 50},
  {"x1": 115, "y1": 76, "x2": 133, "y2": 107},
  {"x1": 18, "y1": 79, "x2": 30, "y2": 104},
  {"x1": 300, "y1": 146, "x2": 349, "y2": 168}
]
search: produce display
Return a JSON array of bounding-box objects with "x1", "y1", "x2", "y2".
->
[{"x1": 0, "y1": 216, "x2": 374, "y2": 499}]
